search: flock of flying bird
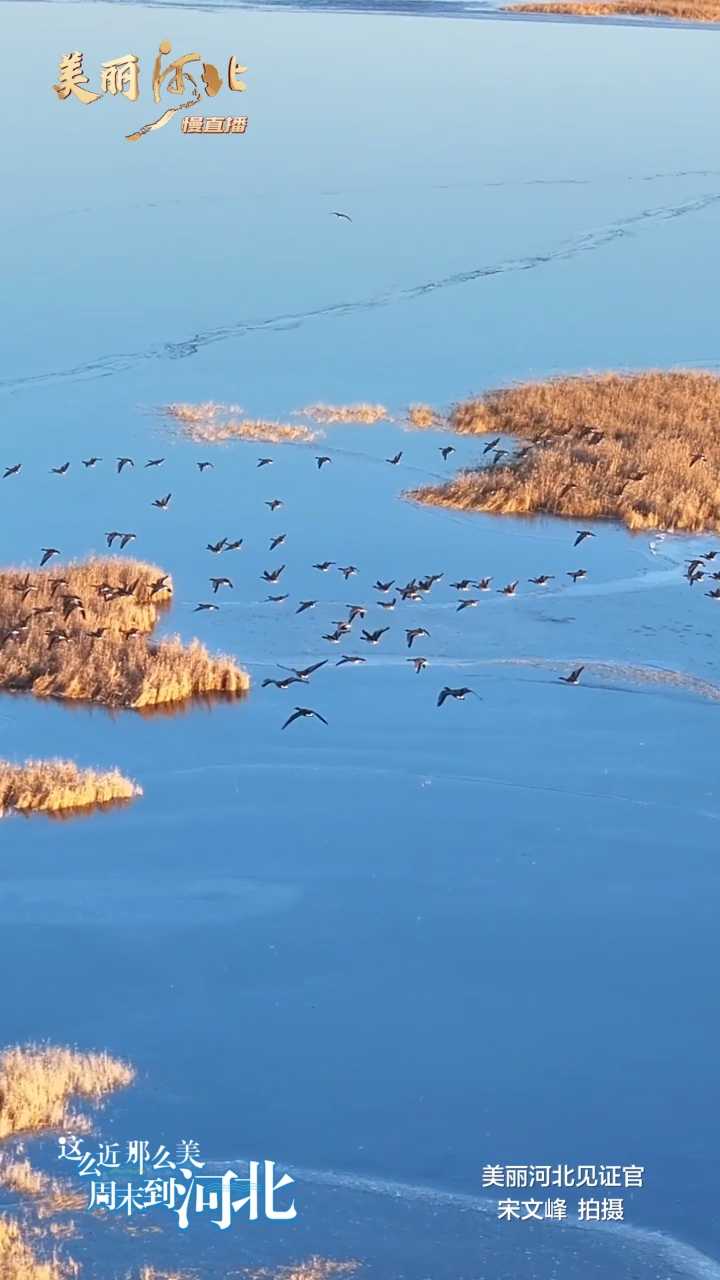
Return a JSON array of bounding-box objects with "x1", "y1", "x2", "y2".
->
[
  {"x1": 7, "y1": 445, "x2": 717, "y2": 729},
  {"x1": 2, "y1": 445, "x2": 606, "y2": 728}
]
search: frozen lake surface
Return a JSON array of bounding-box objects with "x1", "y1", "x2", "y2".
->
[{"x1": 1, "y1": 1, "x2": 720, "y2": 1274}]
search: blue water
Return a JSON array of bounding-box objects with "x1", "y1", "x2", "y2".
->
[{"x1": 2, "y1": 2, "x2": 720, "y2": 1275}]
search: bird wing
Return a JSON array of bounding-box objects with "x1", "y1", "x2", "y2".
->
[
  {"x1": 301, "y1": 660, "x2": 328, "y2": 677},
  {"x1": 281, "y1": 710, "x2": 302, "y2": 730}
]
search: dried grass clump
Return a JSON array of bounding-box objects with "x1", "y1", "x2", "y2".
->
[
  {"x1": 0, "y1": 1044, "x2": 134, "y2": 1141},
  {"x1": 505, "y1": 0, "x2": 720, "y2": 19},
  {"x1": 249, "y1": 1262, "x2": 359, "y2": 1280},
  {"x1": 163, "y1": 403, "x2": 318, "y2": 444},
  {"x1": 0, "y1": 557, "x2": 250, "y2": 709},
  {"x1": 293, "y1": 404, "x2": 390, "y2": 425},
  {"x1": 406, "y1": 403, "x2": 444, "y2": 430},
  {"x1": 0, "y1": 760, "x2": 140, "y2": 819},
  {"x1": 409, "y1": 371, "x2": 720, "y2": 532},
  {"x1": 0, "y1": 1217, "x2": 77, "y2": 1280},
  {"x1": 0, "y1": 1157, "x2": 85, "y2": 1216},
  {"x1": 136, "y1": 1270, "x2": 194, "y2": 1279}
]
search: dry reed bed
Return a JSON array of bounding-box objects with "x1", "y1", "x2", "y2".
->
[
  {"x1": 0, "y1": 1157, "x2": 85, "y2": 1216},
  {"x1": 0, "y1": 1044, "x2": 135, "y2": 1141},
  {"x1": 250, "y1": 1262, "x2": 359, "y2": 1280},
  {"x1": 0, "y1": 1216, "x2": 77, "y2": 1280},
  {"x1": 0, "y1": 760, "x2": 140, "y2": 819},
  {"x1": 0, "y1": 558, "x2": 249, "y2": 709},
  {"x1": 292, "y1": 404, "x2": 390, "y2": 425},
  {"x1": 406, "y1": 404, "x2": 445, "y2": 430},
  {"x1": 409, "y1": 371, "x2": 720, "y2": 532},
  {"x1": 0, "y1": 1048, "x2": 199, "y2": 1280},
  {"x1": 0, "y1": 760, "x2": 138, "y2": 818},
  {"x1": 505, "y1": 0, "x2": 720, "y2": 19},
  {"x1": 163, "y1": 403, "x2": 319, "y2": 444},
  {"x1": 137, "y1": 1271, "x2": 194, "y2": 1279}
]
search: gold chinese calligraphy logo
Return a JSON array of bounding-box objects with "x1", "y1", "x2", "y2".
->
[{"x1": 53, "y1": 41, "x2": 248, "y2": 141}]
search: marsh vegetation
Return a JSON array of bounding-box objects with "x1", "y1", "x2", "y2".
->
[
  {"x1": 409, "y1": 372, "x2": 720, "y2": 532},
  {"x1": 0, "y1": 760, "x2": 140, "y2": 819},
  {"x1": 0, "y1": 558, "x2": 249, "y2": 709}
]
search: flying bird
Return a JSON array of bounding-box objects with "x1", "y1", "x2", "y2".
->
[
  {"x1": 316, "y1": 456, "x2": 332, "y2": 469},
  {"x1": 331, "y1": 211, "x2": 352, "y2": 222},
  {"x1": 207, "y1": 539, "x2": 227, "y2": 554},
  {"x1": 225, "y1": 539, "x2": 243, "y2": 551},
  {"x1": 117, "y1": 457, "x2": 134, "y2": 473},
  {"x1": 498, "y1": 581, "x2": 519, "y2": 596},
  {"x1": 296, "y1": 600, "x2": 317, "y2": 614},
  {"x1": 361, "y1": 627, "x2": 389, "y2": 644},
  {"x1": 408, "y1": 656, "x2": 428, "y2": 673},
  {"x1": 374, "y1": 579, "x2": 395, "y2": 593},
  {"x1": 476, "y1": 577, "x2": 492, "y2": 591},
  {"x1": 690, "y1": 452, "x2": 706, "y2": 467},
  {"x1": 82, "y1": 457, "x2": 101, "y2": 468},
  {"x1": 266, "y1": 594, "x2": 289, "y2": 603},
  {"x1": 559, "y1": 666, "x2": 585, "y2": 685},
  {"x1": 152, "y1": 493, "x2": 172, "y2": 509},
  {"x1": 406, "y1": 627, "x2": 429, "y2": 648},
  {"x1": 3, "y1": 464, "x2": 21, "y2": 478},
  {"x1": 39, "y1": 548, "x2": 60, "y2": 567},
  {"x1": 437, "y1": 686, "x2": 479, "y2": 707},
  {"x1": 386, "y1": 452, "x2": 403, "y2": 465},
  {"x1": 482, "y1": 437, "x2": 500, "y2": 454},
  {"x1": 51, "y1": 462, "x2": 70, "y2": 475},
  {"x1": 197, "y1": 461, "x2": 214, "y2": 471},
  {"x1": 574, "y1": 530, "x2": 595, "y2": 547},
  {"x1": 323, "y1": 629, "x2": 346, "y2": 643},
  {"x1": 270, "y1": 534, "x2": 287, "y2": 551},
  {"x1": 378, "y1": 598, "x2": 397, "y2": 610},
  {"x1": 262, "y1": 676, "x2": 303, "y2": 690},
  {"x1": 345, "y1": 605, "x2": 366, "y2": 623},
  {"x1": 457, "y1": 598, "x2": 479, "y2": 611},
  {"x1": 145, "y1": 458, "x2": 165, "y2": 468},
  {"x1": 194, "y1": 603, "x2": 219, "y2": 612},
  {"x1": 282, "y1": 707, "x2": 329, "y2": 729},
  {"x1": 210, "y1": 577, "x2": 233, "y2": 593},
  {"x1": 529, "y1": 575, "x2": 554, "y2": 586},
  {"x1": 257, "y1": 458, "x2": 273, "y2": 468},
  {"x1": 338, "y1": 565, "x2": 358, "y2": 580},
  {"x1": 336, "y1": 655, "x2": 366, "y2": 666},
  {"x1": 263, "y1": 565, "x2": 286, "y2": 583},
  {"x1": 439, "y1": 446, "x2": 455, "y2": 461},
  {"x1": 120, "y1": 533, "x2": 136, "y2": 549},
  {"x1": 451, "y1": 579, "x2": 474, "y2": 591},
  {"x1": 567, "y1": 569, "x2": 587, "y2": 583},
  {"x1": 266, "y1": 499, "x2": 283, "y2": 511},
  {"x1": 313, "y1": 561, "x2": 334, "y2": 572},
  {"x1": 281, "y1": 660, "x2": 328, "y2": 680}
]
